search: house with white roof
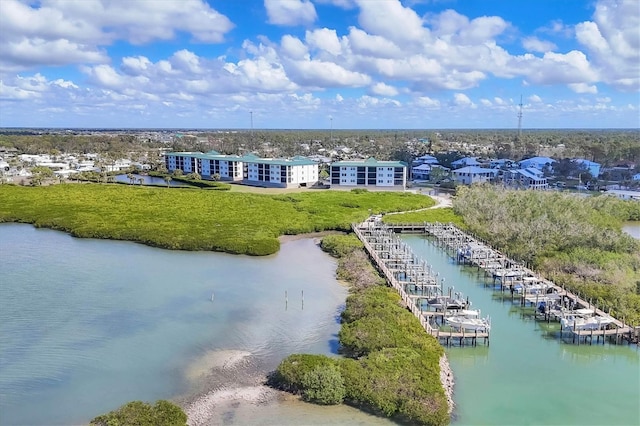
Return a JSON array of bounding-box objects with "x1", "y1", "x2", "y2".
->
[
  {"x1": 518, "y1": 156, "x2": 556, "y2": 171},
  {"x1": 330, "y1": 157, "x2": 407, "y2": 189},
  {"x1": 503, "y1": 167, "x2": 548, "y2": 190},
  {"x1": 451, "y1": 157, "x2": 481, "y2": 169},
  {"x1": 451, "y1": 166, "x2": 498, "y2": 185},
  {"x1": 413, "y1": 154, "x2": 439, "y2": 165}
]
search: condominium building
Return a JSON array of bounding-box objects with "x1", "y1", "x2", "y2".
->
[
  {"x1": 329, "y1": 158, "x2": 407, "y2": 189},
  {"x1": 164, "y1": 151, "x2": 318, "y2": 188}
]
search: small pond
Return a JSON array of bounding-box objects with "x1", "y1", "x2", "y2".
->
[{"x1": 114, "y1": 174, "x2": 189, "y2": 187}]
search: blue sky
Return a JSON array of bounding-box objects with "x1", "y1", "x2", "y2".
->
[{"x1": 0, "y1": 0, "x2": 638, "y2": 129}]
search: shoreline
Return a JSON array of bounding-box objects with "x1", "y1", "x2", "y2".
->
[{"x1": 440, "y1": 354, "x2": 455, "y2": 415}]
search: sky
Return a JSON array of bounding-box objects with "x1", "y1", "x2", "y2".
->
[{"x1": 0, "y1": 0, "x2": 639, "y2": 129}]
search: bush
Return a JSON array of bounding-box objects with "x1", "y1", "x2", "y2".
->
[
  {"x1": 320, "y1": 234, "x2": 363, "y2": 258},
  {"x1": 90, "y1": 400, "x2": 186, "y2": 426},
  {"x1": 300, "y1": 364, "x2": 346, "y2": 405}
]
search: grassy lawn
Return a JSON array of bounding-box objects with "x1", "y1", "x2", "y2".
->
[{"x1": 0, "y1": 184, "x2": 433, "y2": 255}]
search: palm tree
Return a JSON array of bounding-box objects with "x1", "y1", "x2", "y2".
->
[
  {"x1": 127, "y1": 173, "x2": 135, "y2": 184},
  {"x1": 137, "y1": 177, "x2": 144, "y2": 186},
  {"x1": 164, "y1": 176, "x2": 172, "y2": 187}
]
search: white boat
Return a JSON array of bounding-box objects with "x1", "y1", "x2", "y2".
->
[
  {"x1": 427, "y1": 295, "x2": 467, "y2": 310},
  {"x1": 560, "y1": 309, "x2": 615, "y2": 331},
  {"x1": 445, "y1": 315, "x2": 491, "y2": 332}
]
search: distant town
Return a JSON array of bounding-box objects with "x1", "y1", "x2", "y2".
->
[{"x1": 0, "y1": 128, "x2": 638, "y2": 200}]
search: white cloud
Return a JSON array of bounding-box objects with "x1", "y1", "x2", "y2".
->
[
  {"x1": 522, "y1": 36, "x2": 557, "y2": 53},
  {"x1": 415, "y1": 96, "x2": 441, "y2": 108},
  {"x1": 568, "y1": 83, "x2": 598, "y2": 94},
  {"x1": 0, "y1": 0, "x2": 233, "y2": 70},
  {"x1": 281, "y1": 35, "x2": 309, "y2": 60},
  {"x1": 305, "y1": 28, "x2": 343, "y2": 56},
  {"x1": 355, "y1": 0, "x2": 429, "y2": 45},
  {"x1": 452, "y1": 92, "x2": 473, "y2": 106},
  {"x1": 370, "y1": 82, "x2": 398, "y2": 96},
  {"x1": 480, "y1": 98, "x2": 492, "y2": 106},
  {"x1": 575, "y1": 0, "x2": 640, "y2": 91},
  {"x1": 528, "y1": 94, "x2": 543, "y2": 103},
  {"x1": 265, "y1": 0, "x2": 317, "y2": 26}
]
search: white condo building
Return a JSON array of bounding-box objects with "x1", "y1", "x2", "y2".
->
[
  {"x1": 330, "y1": 158, "x2": 407, "y2": 189},
  {"x1": 164, "y1": 151, "x2": 319, "y2": 188}
]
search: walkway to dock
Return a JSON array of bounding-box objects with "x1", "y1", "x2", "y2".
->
[
  {"x1": 387, "y1": 222, "x2": 638, "y2": 345},
  {"x1": 352, "y1": 218, "x2": 489, "y2": 347}
]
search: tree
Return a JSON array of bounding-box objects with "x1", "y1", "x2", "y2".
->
[
  {"x1": 90, "y1": 400, "x2": 186, "y2": 426},
  {"x1": 164, "y1": 176, "x2": 172, "y2": 187},
  {"x1": 319, "y1": 169, "x2": 329, "y2": 181},
  {"x1": 429, "y1": 166, "x2": 448, "y2": 183},
  {"x1": 172, "y1": 169, "x2": 183, "y2": 178},
  {"x1": 137, "y1": 177, "x2": 144, "y2": 186},
  {"x1": 127, "y1": 173, "x2": 135, "y2": 184},
  {"x1": 30, "y1": 166, "x2": 54, "y2": 186},
  {"x1": 212, "y1": 173, "x2": 221, "y2": 181}
]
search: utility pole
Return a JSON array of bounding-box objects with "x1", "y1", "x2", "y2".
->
[
  {"x1": 517, "y1": 95, "x2": 523, "y2": 141},
  {"x1": 329, "y1": 116, "x2": 333, "y2": 143}
]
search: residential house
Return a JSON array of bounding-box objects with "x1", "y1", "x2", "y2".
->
[
  {"x1": 451, "y1": 157, "x2": 481, "y2": 169},
  {"x1": 503, "y1": 167, "x2": 548, "y2": 190},
  {"x1": 330, "y1": 157, "x2": 407, "y2": 189},
  {"x1": 573, "y1": 159, "x2": 601, "y2": 178},
  {"x1": 413, "y1": 154, "x2": 439, "y2": 165},
  {"x1": 518, "y1": 156, "x2": 556, "y2": 171},
  {"x1": 451, "y1": 166, "x2": 498, "y2": 185}
]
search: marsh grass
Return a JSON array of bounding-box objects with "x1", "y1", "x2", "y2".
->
[{"x1": 0, "y1": 185, "x2": 433, "y2": 255}]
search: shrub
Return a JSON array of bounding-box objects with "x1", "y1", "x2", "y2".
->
[
  {"x1": 90, "y1": 400, "x2": 186, "y2": 426},
  {"x1": 320, "y1": 234, "x2": 363, "y2": 258},
  {"x1": 300, "y1": 364, "x2": 346, "y2": 405}
]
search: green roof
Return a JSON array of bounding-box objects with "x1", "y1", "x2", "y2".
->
[
  {"x1": 331, "y1": 157, "x2": 407, "y2": 168},
  {"x1": 238, "y1": 154, "x2": 317, "y2": 166}
]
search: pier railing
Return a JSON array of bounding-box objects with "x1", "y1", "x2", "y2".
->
[
  {"x1": 352, "y1": 219, "x2": 490, "y2": 346},
  {"x1": 385, "y1": 221, "x2": 637, "y2": 345}
]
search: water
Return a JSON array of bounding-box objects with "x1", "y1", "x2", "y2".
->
[
  {"x1": 114, "y1": 173, "x2": 189, "y2": 186},
  {"x1": 403, "y1": 235, "x2": 640, "y2": 426},
  {"x1": 3, "y1": 224, "x2": 638, "y2": 426},
  {"x1": 0, "y1": 224, "x2": 394, "y2": 426},
  {"x1": 622, "y1": 222, "x2": 640, "y2": 240}
]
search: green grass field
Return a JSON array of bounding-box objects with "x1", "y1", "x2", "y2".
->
[{"x1": 0, "y1": 184, "x2": 434, "y2": 255}]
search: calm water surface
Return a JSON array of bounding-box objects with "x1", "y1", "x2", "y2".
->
[
  {"x1": 403, "y1": 235, "x2": 640, "y2": 426},
  {"x1": 0, "y1": 224, "x2": 393, "y2": 426},
  {"x1": 114, "y1": 174, "x2": 189, "y2": 186},
  {"x1": 622, "y1": 222, "x2": 640, "y2": 240},
  {"x1": 2, "y1": 224, "x2": 638, "y2": 426}
]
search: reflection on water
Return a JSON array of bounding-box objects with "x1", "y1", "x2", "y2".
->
[{"x1": 114, "y1": 173, "x2": 189, "y2": 186}]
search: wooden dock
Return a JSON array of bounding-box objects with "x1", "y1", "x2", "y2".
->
[
  {"x1": 386, "y1": 222, "x2": 638, "y2": 345},
  {"x1": 352, "y1": 219, "x2": 489, "y2": 347}
]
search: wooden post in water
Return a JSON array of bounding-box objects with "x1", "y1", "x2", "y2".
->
[
  {"x1": 301, "y1": 290, "x2": 304, "y2": 310},
  {"x1": 285, "y1": 290, "x2": 288, "y2": 310}
]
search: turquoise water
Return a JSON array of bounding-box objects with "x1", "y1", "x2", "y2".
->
[
  {"x1": 403, "y1": 235, "x2": 640, "y2": 426},
  {"x1": 0, "y1": 224, "x2": 351, "y2": 425}
]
